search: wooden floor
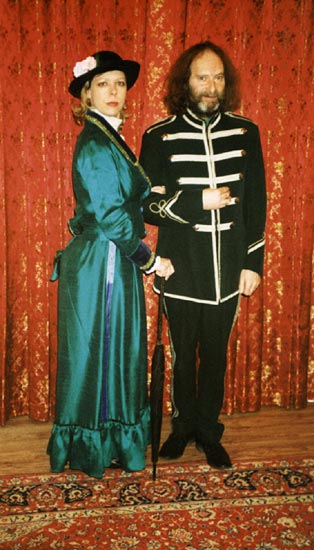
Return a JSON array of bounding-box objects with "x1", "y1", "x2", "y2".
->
[{"x1": 0, "y1": 405, "x2": 313, "y2": 475}]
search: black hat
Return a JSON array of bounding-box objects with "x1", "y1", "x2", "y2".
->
[{"x1": 69, "y1": 51, "x2": 140, "y2": 98}]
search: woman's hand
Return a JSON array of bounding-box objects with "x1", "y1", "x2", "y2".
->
[
  {"x1": 202, "y1": 187, "x2": 238, "y2": 210},
  {"x1": 155, "y1": 257, "x2": 175, "y2": 280}
]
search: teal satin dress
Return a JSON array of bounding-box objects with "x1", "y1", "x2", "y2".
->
[{"x1": 47, "y1": 112, "x2": 152, "y2": 478}]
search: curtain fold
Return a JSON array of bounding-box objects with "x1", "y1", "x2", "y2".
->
[{"x1": 0, "y1": 0, "x2": 313, "y2": 425}]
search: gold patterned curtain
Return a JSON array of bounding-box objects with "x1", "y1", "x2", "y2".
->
[{"x1": 0, "y1": 0, "x2": 313, "y2": 425}]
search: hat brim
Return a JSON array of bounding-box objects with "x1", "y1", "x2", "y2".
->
[{"x1": 69, "y1": 59, "x2": 140, "y2": 98}]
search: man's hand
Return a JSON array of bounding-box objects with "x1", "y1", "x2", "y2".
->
[
  {"x1": 202, "y1": 187, "x2": 238, "y2": 210},
  {"x1": 151, "y1": 185, "x2": 166, "y2": 194},
  {"x1": 156, "y1": 257, "x2": 175, "y2": 280},
  {"x1": 239, "y1": 269, "x2": 261, "y2": 296}
]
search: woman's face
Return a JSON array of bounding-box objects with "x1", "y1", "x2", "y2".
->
[{"x1": 87, "y1": 70, "x2": 127, "y2": 117}]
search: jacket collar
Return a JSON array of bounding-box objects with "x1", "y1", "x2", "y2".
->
[
  {"x1": 85, "y1": 110, "x2": 137, "y2": 164},
  {"x1": 183, "y1": 108, "x2": 221, "y2": 129}
]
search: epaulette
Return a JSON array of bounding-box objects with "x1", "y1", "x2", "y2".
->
[
  {"x1": 145, "y1": 115, "x2": 177, "y2": 134},
  {"x1": 225, "y1": 111, "x2": 258, "y2": 126}
]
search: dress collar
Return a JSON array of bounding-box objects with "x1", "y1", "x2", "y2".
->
[
  {"x1": 90, "y1": 109, "x2": 122, "y2": 134},
  {"x1": 85, "y1": 110, "x2": 137, "y2": 164}
]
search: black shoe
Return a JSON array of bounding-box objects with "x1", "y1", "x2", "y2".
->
[
  {"x1": 196, "y1": 441, "x2": 232, "y2": 469},
  {"x1": 159, "y1": 432, "x2": 193, "y2": 459}
]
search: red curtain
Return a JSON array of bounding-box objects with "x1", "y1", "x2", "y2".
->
[{"x1": 0, "y1": 0, "x2": 313, "y2": 425}]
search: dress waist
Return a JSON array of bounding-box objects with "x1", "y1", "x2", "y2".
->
[{"x1": 68, "y1": 216, "x2": 102, "y2": 236}]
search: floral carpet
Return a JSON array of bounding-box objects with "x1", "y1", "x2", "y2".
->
[{"x1": 0, "y1": 458, "x2": 313, "y2": 549}]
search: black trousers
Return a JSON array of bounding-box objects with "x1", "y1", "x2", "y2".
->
[{"x1": 165, "y1": 295, "x2": 239, "y2": 444}]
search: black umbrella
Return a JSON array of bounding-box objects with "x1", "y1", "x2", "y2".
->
[{"x1": 150, "y1": 276, "x2": 166, "y2": 480}]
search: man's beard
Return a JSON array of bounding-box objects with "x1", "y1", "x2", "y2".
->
[{"x1": 187, "y1": 92, "x2": 223, "y2": 118}]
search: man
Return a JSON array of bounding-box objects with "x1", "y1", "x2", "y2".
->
[{"x1": 140, "y1": 41, "x2": 266, "y2": 468}]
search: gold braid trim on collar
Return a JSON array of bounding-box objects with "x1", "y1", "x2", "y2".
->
[{"x1": 85, "y1": 114, "x2": 151, "y2": 185}]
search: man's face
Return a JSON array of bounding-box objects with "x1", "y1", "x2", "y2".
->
[{"x1": 188, "y1": 49, "x2": 225, "y2": 117}]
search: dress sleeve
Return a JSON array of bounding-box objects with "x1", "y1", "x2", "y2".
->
[{"x1": 75, "y1": 137, "x2": 154, "y2": 268}]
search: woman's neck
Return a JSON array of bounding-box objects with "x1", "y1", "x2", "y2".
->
[{"x1": 90, "y1": 109, "x2": 122, "y2": 133}]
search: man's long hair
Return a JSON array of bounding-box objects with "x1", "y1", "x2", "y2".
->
[{"x1": 164, "y1": 41, "x2": 241, "y2": 115}]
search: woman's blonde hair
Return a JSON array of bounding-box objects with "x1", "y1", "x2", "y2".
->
[{"x1": 71, "y1": 81, "x2": 92, "y2": 125}]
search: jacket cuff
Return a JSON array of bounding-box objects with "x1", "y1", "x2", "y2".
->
[
  {"x1": 169, "y1": 190, "x2": 204, "y2": 223},
  {"x1": 127, "y1": 241, "x2": 155, "y2": 270},
  {"x1": 244, "y1": 244, "x2": 265, "y2": 276}
]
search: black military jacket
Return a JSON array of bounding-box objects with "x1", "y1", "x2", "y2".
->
[{"x1": 140, "y1": 109, "x2": 267, "y2": 304}]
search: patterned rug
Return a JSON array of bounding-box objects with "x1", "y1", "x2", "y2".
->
[{"x1": 0, "y1": 458, "x2": 313, "y2": 549}]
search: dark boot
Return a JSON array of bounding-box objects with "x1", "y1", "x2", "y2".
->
[
  {"x1": 196, "y1": 440, "x2": 232, "y2": 469},
  {"x1": 159, "y1": 432, "x2": 194, "y2": 459}
]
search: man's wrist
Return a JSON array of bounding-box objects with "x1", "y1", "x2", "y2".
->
[{"x1": 145, "y1": 255, "x2": 161, "y2": 274}]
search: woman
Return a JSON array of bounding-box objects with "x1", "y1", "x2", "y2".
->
[{"x1": 47, "y1": 51, "x2": 174, "y2": 478}]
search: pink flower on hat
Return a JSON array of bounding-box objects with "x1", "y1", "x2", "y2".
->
[{"x1": 73, "y1": 56, "x2": 97, "y2": 78}]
